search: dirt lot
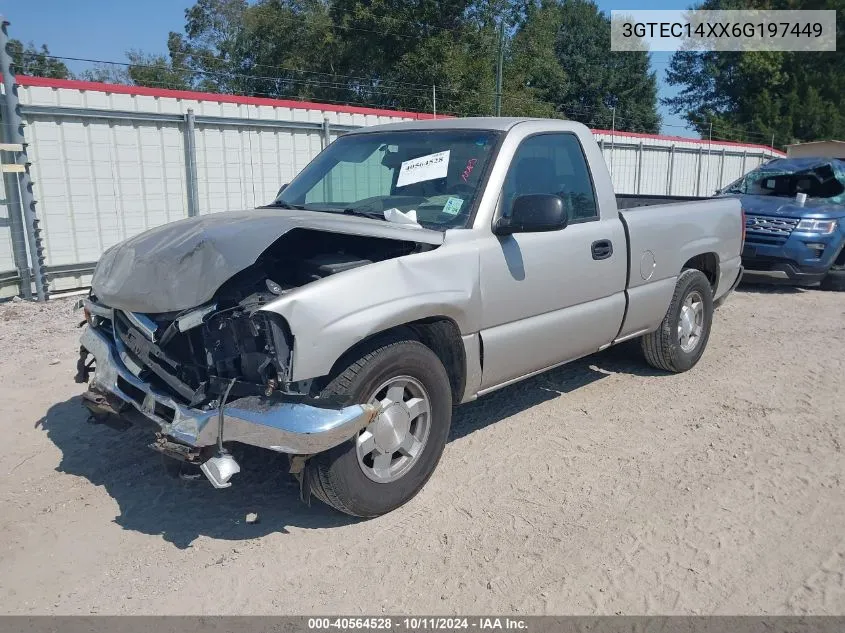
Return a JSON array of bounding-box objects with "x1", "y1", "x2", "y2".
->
[{"x1": 0, "y1": 284, "x2": 843, "y2": 615}]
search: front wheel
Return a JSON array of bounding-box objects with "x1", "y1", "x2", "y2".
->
[
  {"x1": 641, "y1": 269, "x2": 714, "y2": 373},
  {"x1": 304, "y1": 338, "x2": 452, "y2": 517},
  {"x1": 820, "y1": 268, "x2": 845, "y2": 291}
]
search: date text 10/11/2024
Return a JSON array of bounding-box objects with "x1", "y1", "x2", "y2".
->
[{"x1": 307, "y1": 617, "x2": 529, "y2": 630}]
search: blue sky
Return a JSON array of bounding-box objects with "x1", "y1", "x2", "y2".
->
[{"x1": 1, "y1": 0, "x2": 693, "y2": 136}]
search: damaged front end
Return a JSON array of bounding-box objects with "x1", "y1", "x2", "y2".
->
[
  {"x1": 76, "y1": 287, "x2": 378, "y2": 489},
  {"x1": 73, "y1": 209, "x2": 445, "y2": 489}
]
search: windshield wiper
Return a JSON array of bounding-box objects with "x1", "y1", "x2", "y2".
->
[
  {"x1": 266, "y1": 200, "x2": 376, "y2": 217},
  {"x1": 263, "y1": 200, "x2": 306, "y2": 210},
  {"x1": 266, "y1": 200, "x2": 393, "y2": 222},
  {"x1": 343, "y1": 208, "x2": 388, "y2": 221}
]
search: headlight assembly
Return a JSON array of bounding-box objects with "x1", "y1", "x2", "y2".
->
[{"x1": 795, "y1": 219, "x2": 837, "y2": 234}]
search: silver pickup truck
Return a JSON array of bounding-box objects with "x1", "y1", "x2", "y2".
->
[{"x1": 75, "y1": 118, "x2": 743, "y2": 516}]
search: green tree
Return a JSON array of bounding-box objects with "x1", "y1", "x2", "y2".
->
[
  {"x1": 506, "y1": 0, "x2": 660, "y2": 132},
  {"x1": 126, "y1": 51, "x2": 192, "y2": 90},
  {"x1": 7, "y1": 40, "x2": 70, "y2": 79},
  {"x1": 79, "y1": 51, "x2": 191, "y2": 90},
  {"x1": 78, "y1": 64, "x2": 130, "y2": 84},
  {"x1": 664, "y1": 0, "x2": 845, "y2": 145},
  {"x1": 325, "y1": 0, "x2": 500, "y2": 113},
  {"x1": 503, "y1": 0, "x2": 566, "y2": 117},
  {"x1": 147, "y1": 0, "x2": 659, "y2": 123},
  {"x1": 165, "y1": 0, "x2": 342, "y2": 99},
  {"x1": 161, "y1": 0, "x2": 501, "y2": 113}
]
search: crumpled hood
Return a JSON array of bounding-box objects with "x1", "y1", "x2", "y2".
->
[
  {"x1": 728, "y1": 194, "x2": 845, "y2": 219},
  {"x1": 91, "y1": 208, "x2": 444, "y2": 314}
]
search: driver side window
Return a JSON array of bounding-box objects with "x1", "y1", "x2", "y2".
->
[{"x1": 501, "y1": 133, "x2": 598, "y2": 222}]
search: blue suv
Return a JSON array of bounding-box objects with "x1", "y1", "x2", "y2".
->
[{"x1": 720, "y1": 157, "x2": 845, "y2": 290}]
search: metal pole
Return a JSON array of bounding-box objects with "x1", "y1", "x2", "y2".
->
[
  {"x1": 718, "y1": 148, "x2": 726, "y2": 191},
  {"x1": 320, "y1": 116, "x2": 331, "y2": 149},
  {"x1": 0, "y1": 119, "x2": 31, "y2": 298},
  {"x1": 741, "y1": 150, "x2": 747, "y2": 175},
  {"x1": 705, "y1": 120, "x2": 712, "y2": 194},
  {"x1": 770, "y1": 133, "x2": 775, "y2": 153},
  {"x1": 0, "y1": 19, "x2": 46, "y2": 300},
  {"x1": 183, "y1": 108, "x2": 199, "y2": 218},
  {"x1": 432, "y1": 85, "x2": 436, "y2": 119},
  {"x1": 494, "y1": 20, "x2": 504, "y2": 116},
  {"x1": 321, "y1": 117, "x2": 333, "y2": 201},
  {"x1": 695, "y1": 147, "x2": 704, "y2": 196},
  {"x1": 609, "y1": 107, "x2": 616, "y2": 180},
  {"x1": 667, "y1": 145, "x2": 675, "y2": 195},
  {"x1": 636, "y1": 141, "x2": 644, "y2": 194}
]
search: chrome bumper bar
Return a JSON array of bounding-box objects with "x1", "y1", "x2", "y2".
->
[{"x1": 80, "y1": 325, "x2": 377, "y2": 455}]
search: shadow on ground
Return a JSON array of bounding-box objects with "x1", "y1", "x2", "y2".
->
[
  {"x1": 449, "y1": 341, "x2": 661, "y2": 442},
  {"x1": 36, "y1": 343, "x2": 659, "y2": 548},
  {"x1": 736, "y1": 280, "x2": 809, "y2": 295}
]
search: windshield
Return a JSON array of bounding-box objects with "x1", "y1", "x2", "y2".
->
[
  {"x1": 723, "y1": 159, "x2": 845, "y2": 203},
  {"x1": 272, "y1": 129, "x2": 501, "y2": 230}
]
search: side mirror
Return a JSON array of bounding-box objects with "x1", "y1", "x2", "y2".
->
[
  {"x1": 276, "y1": 183, "x2": 289, "y2": 197},
  {"x1": 493, "y1": 194, "x2": 568, "y2": 236}
]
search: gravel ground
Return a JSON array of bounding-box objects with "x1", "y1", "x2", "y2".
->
[{"x1": 0, "y1": 284, "x2": 843, "y2": 615}]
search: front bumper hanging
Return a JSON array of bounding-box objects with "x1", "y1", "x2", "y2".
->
[{"x1": 79, "y1": 325, "x2": 378, "y2": 471}]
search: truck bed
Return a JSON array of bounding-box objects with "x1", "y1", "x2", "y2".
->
[
  {"x1": 616, "y1": 194, "x2": 706, "y2": 209},
  {"x1": 618, "y1": 196, "x2": 743, "y2": 295},
  {"x1": 611, "y1": 196, "x2": 743, "y2": 344}
]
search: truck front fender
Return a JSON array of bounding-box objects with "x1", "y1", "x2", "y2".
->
[{"x1": 259, "y1": 240, "x2": 482, "y2": 382}]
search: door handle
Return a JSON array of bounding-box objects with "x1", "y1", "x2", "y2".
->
[{"x1": 591, "y1": 239, "x2": 613, "y2": 260}]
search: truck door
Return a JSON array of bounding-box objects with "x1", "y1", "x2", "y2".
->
[{"x1": 478, "y1": 132, "x2": 627, "y2": 391}]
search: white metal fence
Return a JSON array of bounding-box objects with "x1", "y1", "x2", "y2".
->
[
  {"x1": 594, "y1": 130, "x2": 776, "y2": 198},
  {"x1": 0, "y1": 76, "x2": 783, "y2": 298}
]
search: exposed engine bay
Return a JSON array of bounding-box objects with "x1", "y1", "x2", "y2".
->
[{"x1": 81, "y1": 229, "x2": 429, "y2": 410}]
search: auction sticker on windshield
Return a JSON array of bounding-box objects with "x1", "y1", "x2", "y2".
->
[
  {"x1": 397, "y1": 150, "x2": 450, "y2": 187},
  {"x1": 442, "y1": 197, "x2": 464, "y2": 216}
]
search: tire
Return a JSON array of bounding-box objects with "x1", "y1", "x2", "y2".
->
[
  {"x1": 641, "y1": 269, "x2": 714, "y2": 373},
  {"x1": 304, "y1": 338, "x2": 452, "y2": 517},
  {"x1": 820, "y1": 270, "x2": 845, "y2": 291}
]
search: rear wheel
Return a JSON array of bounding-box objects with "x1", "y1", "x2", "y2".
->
[
  {"x1": 641, "y1": 269, "x2": 714, "y2": 373},
  {"x1": 304, "y1": 338, "x2": 452, "y2": 517}
]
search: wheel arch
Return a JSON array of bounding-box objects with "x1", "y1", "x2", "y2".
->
[
  {"x1": 318, "y1": 316, "x2": 468, "y2": 403},
  {"x1": 682, "y1": 252, "x2": 720, "y2": 293}
]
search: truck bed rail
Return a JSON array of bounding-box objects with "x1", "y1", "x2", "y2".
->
[{"x1": 616, "y1": 194, "x2": 707, "y2": 209}]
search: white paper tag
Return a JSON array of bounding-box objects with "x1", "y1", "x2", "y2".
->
[
  {"x1": 383, "y1": 208, "x2": 420, "y2": 226},
  {"x1": 396, "y1": 150, "x2": 450, "y2": 187}
]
